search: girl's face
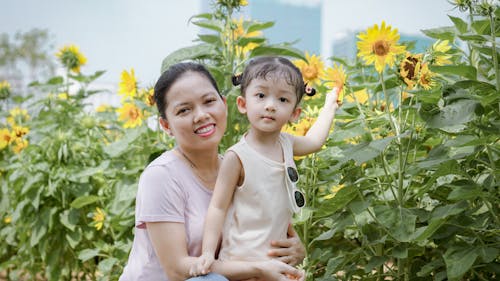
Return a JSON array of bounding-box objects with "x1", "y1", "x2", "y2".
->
[
  {"x1": 160, "y1": 72, "x2": 227, "y2": 152},
  {"x1": 237, "y1": 77, "x2": 301, "y2": 134}
]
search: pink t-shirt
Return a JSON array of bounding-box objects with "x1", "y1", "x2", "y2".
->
[{"x1": 119, "y1": 150, "x2": 213, "y2": 281}]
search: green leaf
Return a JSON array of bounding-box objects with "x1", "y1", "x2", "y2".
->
[
  {"x1": 327, "y1": 185, "x2": 358, "y2": 213},
  {"x1": 70, "y1": 195, "x2": 101, "y2": 209},
  {"x1": 430, "y1": 201, "x2": 468, "y2": 220},
  {"x1": 414, "y1": 218, "x2": 446, "y2": 242},
  {"x1": 421, "y1": 26, "x2": 456, "y2": 41},
  {"x1": 443, "y1": 246, "x2": 478, "y2": 280},
  {"x1": 30, "y1": 217, "x2": 48, "y2": 247},
  {"x1": 250, "y1": 45, "x2": 306, "y2": 61},
  {"x1": 449, "y1": 16, "x2": 468, "y2": 34},
  {"x1": 47, "y1": 76, "x2": 64, "y2": 85},
  {"x1": 342, "y1": 135, "x2": 396, "y2": 164},
  {"x1": 198, "y1": 34, "x2": 220, "y2": 44},
  {"x1": 59, "y1": 209, "x2": 80, "y2": 231},
  {"x1": 191, "y1": 19, "x2": 222, "y2": 32},
  {"x1": 247, "y1": 21, "x2": 275, "y2": 33},
  {"x1": 424, "y1": 99, "x2": 478, "y2": 129},
  {"x1": 78, "y1": 248, "x2": 100, "y2": 262},
  {"x1": 98, "y1": 257, "x2": 119, "y2": 273},
  {"x1": 430, "y1": 65, "x2": 477, "y2": 80},
  {"x1": 103, "y1": 126, "x2": 145, "y2": 157},
  {"x1": 160, "y1": 44, "x2": 218, "y2": 73},
  {"x1": 364, "y1": 256, "x2": 388, "y2": 273},
  {"x1": 478, "y1": 246, "x2": 499, "y2": 263},
  {"x1": 65, "y1": 229, "x2": 81, "y2": 249},
  {"x1": 457, "y1": 34, "x2": 487, "y2": 42},
  {"x1": 447, "y1": 185, "x2": 481, "y2": 201}
]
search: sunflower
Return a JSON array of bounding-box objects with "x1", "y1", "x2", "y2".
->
[
  {"x1": 92, "y1": 207, "x2": 105, "y2": 231},
  {"x1": 346, "y1": 88, "x2": 370, "y2": 105},
  {"x1": 0, "y1": 129, "x2": 13, "y2": 150},
  {"x1": 357, "y1": 21, "x2": 406, "y2": 73},
  {"x1": 96, "y1": 104, "x2": 111, "y2": 112},
  {"x1": 431, "y1": 40, "x2": 452, "y2": 66},
  {"x1": 0, "y1": 80, "x2": 11, "y2": 100},
  {"x1": 325, "y1": 64, "x2": 347, "y2": 102},
  {"x1": 12, "y1": 138, "x2": 28, "y2": 154},
  {"x1": 118, "y1": 68, "x2": 137, "y2": 99},
  {"x1": 293, "y1": 52, "x2": 325, "y2": 88},
  {"x1": 399, "y1": 53, "x2": 423, "y2": 89},
  {"x1": 232, "y1": 17, "x2": 262, "y2": 57},
  {"x1": 56, "y1": 44, "x2": 87, "y2": 73},
  {"x1": 418, "y1": 63, "x2": 436, "y2": 90},
  {"x1": 139, "y1": 88, "x2": 155, "y2": 106},
  {"x1": 12, "y1": 126, "x2": 29, "y2": 138},
  {"x1": 58, "y1": 92, "x2": 69, "y2": 100},
  {"x1": 117, "y1": 102, "x2": 143, "y2": 128},
  {"x1": 7, "y1": 107, "x2": 30, "y2": 126}
]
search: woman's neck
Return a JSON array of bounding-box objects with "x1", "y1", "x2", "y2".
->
[{"x1": 175, "y1": 146, "x2": 219, "y2": 171}]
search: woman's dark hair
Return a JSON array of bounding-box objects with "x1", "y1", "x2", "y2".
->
[
  {"x1": 154, "y1": 62, "x2": 221, "y2": 119},
  {"x1": 240, "y1": 56, "x2": 305, "y2": 106}
]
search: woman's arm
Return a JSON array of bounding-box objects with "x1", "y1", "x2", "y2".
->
[
  {"x1": 268, "y1": 224, "x2": 306, "y2": 266},
  {"x1": 293, "y1": 87, "x2": 340, "y2": 156},
  {"x1": 147, "y1": 221, "x2": 199, "y2": 281},
  {"x1": 211, "y1": 259, "x2": 304, "y2": 281}
]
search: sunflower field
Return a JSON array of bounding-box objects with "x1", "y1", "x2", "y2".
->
[{"x1": 0, "y1": 0, "x2": 499, "y2": 280}]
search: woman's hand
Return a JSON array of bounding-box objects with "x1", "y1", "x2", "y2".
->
[
  {"x1": 268, "y1": 224, "x2": 306, "y2": 266},
  {"x1": 256, "y1": 259, "x2": 304, "y2": 281}
]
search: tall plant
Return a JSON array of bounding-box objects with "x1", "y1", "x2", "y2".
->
[{"x1": 301, "y1": 1, "x2": 499, "y2": 280}]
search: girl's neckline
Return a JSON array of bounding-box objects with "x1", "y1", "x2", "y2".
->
[{"x1": 242, "y1": 133, "x2": 286, "y2": 166}]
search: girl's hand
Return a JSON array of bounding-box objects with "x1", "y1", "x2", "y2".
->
[
  {"x1": 324, "y1": 87, "x2": 341, "y2": 111},
  {"x1": 268, "y1": 224, "x2": 306, "y2": 266},
  {"x1": 189, "y1": 253, "x2": 214, "y2": 277}
]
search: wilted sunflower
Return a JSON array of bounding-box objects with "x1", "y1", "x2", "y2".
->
[
  {"x1": 12, "y1": 138, "x2": 28, "y2": 154},
  {"x1": 293, "y1": 52, "x2": 325, "y2": 88},
  {"x1": 117, "y1": 102, "x2": 143, "y2": 128},
  {"x1": 56, "y1": 44, "x2": 87, "y2": 73},
  {"x1": 399, "y1": 53, "x2": 423, "y2": 89},
  {"x1": 357, "y1": 21, "x2": 406, "y2": 73},
  {"x1": 418, "y1": 63, "x2": 436, "y2": 90},
  {"x1": 119, "y1": 68, "x2": 138, "y2": 99}
]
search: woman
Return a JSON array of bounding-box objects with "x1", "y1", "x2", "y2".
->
[{"x1": 119, "y1": 62, "x2": 305, "y2": 281}]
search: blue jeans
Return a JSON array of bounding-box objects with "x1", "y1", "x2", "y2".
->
[{"x1": 186, "y1": 273, "x2": 228, "y2": 281}]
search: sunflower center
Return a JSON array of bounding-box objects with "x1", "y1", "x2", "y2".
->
[
  {"x1": 403, "y1": 56, "x2": 420, "y2": 79},
  {"x1": 128, "y1": 108, "x2": 139, "y2": 120},
  {"x1": 303, "y1": 66, "x2": 318, "y2": 80},
  {"x1": 373, "y1": 40, "x2": 390, "y2": 56}
]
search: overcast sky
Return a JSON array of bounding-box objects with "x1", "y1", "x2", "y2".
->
[{"x1": 2, "y1": 0, "x2": 462, "y2": 87}]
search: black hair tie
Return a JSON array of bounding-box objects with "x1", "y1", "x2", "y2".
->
[
  {"x1": 232, "y1": 73, "x2": 242, "y2": 86},
  {"x1": 305, "y1": 83, "x2": 316, "y2": 96}
]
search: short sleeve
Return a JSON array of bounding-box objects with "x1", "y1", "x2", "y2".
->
[{"x1": 135, "y1": 165, "x2": 186, "y2": 228}]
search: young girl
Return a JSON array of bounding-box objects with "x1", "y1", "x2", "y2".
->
[{"x1": 191, "y1": 56, "x2": 340, "y2": 278}]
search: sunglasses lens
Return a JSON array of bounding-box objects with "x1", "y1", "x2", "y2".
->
[
  {"x1": 294, "y1": 191, "x2": 305, "y2": 207},
  {"x1": 287, "y1": 167, "x2": 299, "y2": 182}
]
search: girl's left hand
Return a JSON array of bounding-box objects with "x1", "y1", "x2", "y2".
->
[{"x1": 267, "y1": 224, "x2": 306, "y2": 266}]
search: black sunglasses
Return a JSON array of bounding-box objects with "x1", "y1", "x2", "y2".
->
[{"x1": 287, "y1": 167, "x2": 305, "y2": 208}]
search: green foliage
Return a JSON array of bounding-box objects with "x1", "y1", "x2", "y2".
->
[{"x1": 0, "y1": 0, "x2": 498, "y2": 280}]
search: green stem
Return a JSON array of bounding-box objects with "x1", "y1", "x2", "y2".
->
[{"x1": 488, "y1": 10, "x2": 500, "y2": 93}]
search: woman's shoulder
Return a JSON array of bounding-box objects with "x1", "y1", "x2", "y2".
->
[{"x1": 141, "y1": 150, "x2": 180, "y2": 179}]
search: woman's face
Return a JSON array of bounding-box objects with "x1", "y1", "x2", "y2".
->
[{"x1": 160, "y1": 71, "x2": 227, "y2": 152}]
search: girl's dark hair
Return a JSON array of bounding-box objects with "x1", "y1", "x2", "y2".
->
[
  {"x1": 240, "y1": 56, "x2": 305, "y2": 106},
  {"x1": 154, "y1": 62, "x2": 221, "y2": 119}
]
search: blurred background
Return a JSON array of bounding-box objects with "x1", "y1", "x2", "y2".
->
[{"x1": 1, "y1": 0, "x2": 461, "y2": 105}]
